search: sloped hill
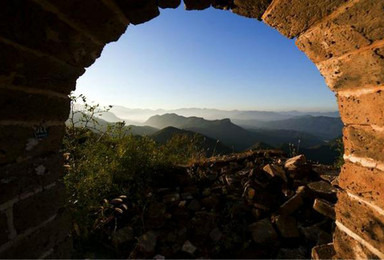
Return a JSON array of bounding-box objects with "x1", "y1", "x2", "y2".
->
[
  {"x1": 151, "y1": 126, "x2": 232, "y2": 156},
  {"x1": 235, "y1": 116, "x2": 343, "y2": 140},
  {"x1": 146, "y1": 114, "x2": 256, "y2": 151}
]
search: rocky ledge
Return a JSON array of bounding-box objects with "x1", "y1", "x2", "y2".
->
[{"x1": 94, "y1": 151, "x2": 339, "y2": 259}]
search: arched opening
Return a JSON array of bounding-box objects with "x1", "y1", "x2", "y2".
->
[{"x1": 0, "y1": 0, "x2": 383, "y2": 259}]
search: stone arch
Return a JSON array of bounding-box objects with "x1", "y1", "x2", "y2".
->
[{"x1": 0, "y1": 0, "x2": 383, "y2": 258}]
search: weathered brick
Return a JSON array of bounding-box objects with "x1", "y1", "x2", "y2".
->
[
  {"x1": 115, "y1": 0, "x2": 160, "y2": 25},
  {"x1": 232, "y1": 0, "x2": 271, "y2": 20},
  {"x1": 13, "y1": 184, "x2": 66, "y2": 234},
  {"x1": 336, "y1": 191, "x2": 384, "y2": 253},
  {"x1": 338, "y1": 90, "x2": 384, "y2": 126},
  {"x1": 0, "y1": 211, "x2": 9, "y2": 245},
  {"x1": 317, "y1": 46, "x2": 384, "y2": 91},
  {"x1": 333, "y1": 226, "x2": 380, "y2": 259},
  {"x1": 212, "y1": 0, "x2": 233, "y2": 10},
  {"x1": 0, "y1": 0, "x2": 103, "y2": 67},
  {"x1": 0, "y1": 210, "x2": 70, "y2": 259},
  {"x1": 262, "y1": 0, "x2": 348, "y2": 38},
  {"x1": 339, "y1": 162, "x2": 384, "y2": 209},
  {"x1": 297, "y1": 0, "x2": 384, "y2": 63},
  {"x1": 0, "y1": 89, "x2": 70, "y2": 122},
  {"x1": 183, "y1": 0, "x2": 212, "y2": 10},
  {"x1": 0, "y1": 42, "x2": 84, "y2": 94},
  {"x1": 158, "y1": 0, "x2": 181, "y2": 9},
  {"x1": 0, "y1": 124, "x2": 65, "y2": 166},
  {"x1": 46, "y1": 0, "x2": 128, "y2": 43},
  {"x1": 343, "y1": 125, "x2": 384, "y2": 164},
  {"x1": 0, "y1": 154, "x2": 64, "y2": 204}
]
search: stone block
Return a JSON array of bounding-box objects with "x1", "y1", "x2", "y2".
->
[
  {"x1": 0, "y1": 42, "x2": 84, "y2": 94},
  {"x1": 232, "y1": 0, "x2": 271, "y2": 20},
  {"x1": 13, "y1": 184, "x2": 66, "y2": 233},
  {"x1": 343, "y1": 125, "x2": 384, "y2": 164},
  {"x1": 158, "y1": 0, "x2": 181, "y2": 9},
  {"x1": 46, "y1": 0, "x2": 128, "y2": 43},
  {"x1": 313, "y1": 198, "x2": 335, "y2": 220},
  {"x1": 339, "y1": 162, "x2": 384, "y2": 209},
  {"x1": 0, "y1": 210, "x2": 70, "y2": 259},
  {"x1": 274, "y1": 215, "x2": 300, "y2": 238},
  {"x1": 184, "y1": 0, "x2": 212, "y2": 10},
  {"x1": 317, "y1": 46, "x2": 384, "y2": 91},
  {"x1": 249, "y1": 218, "x2": 278, "y2": 244},
  {"x1": 333, "y1": 226, "x2": 380, "y2": 259},
  {"x1": 115, "y1": 0, "x2": 159, "y2": 25},
  {"x1": 0, "y1": 89, "x2": 70, "y2": 122},
  {"x1": 0, "y1": 124, "x2": 65, "y2": 165},
  {"x1": 311, "y1": 243, "x2": 335, "y2": 260},
  {"x1": 338, "y1": 90, "x2": 384, "y2": 126},
  {"x1": 0, "y1": 0, "x2": 103, "y2": 67},
  {"x1": 262, "y1": 0, "x2": 347, "y2": 38},
  {"x1": 0, "y1": 154, "x2": 64, "y2": 204},
  {"x1": 212, "y1": 0, "x2": 233, "y2": 10},
  {"x1": 297, "y1": 0, "x2": 384, "y2": 63},
  {"x1": 336, "y1": 191, "x2": 384, "y2": 253}
]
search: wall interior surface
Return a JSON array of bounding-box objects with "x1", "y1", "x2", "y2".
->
[{"x1": 0, "y1": 0, "x2": 383, "y2": 258}]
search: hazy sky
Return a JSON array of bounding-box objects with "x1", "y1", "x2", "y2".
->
[{"x1": 75, "y1": 6, "x2": 337, "y2": 111}]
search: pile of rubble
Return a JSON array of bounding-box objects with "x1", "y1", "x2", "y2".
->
[{"x1": 97, "y1": 151, "x2": 339, "y2": 259}]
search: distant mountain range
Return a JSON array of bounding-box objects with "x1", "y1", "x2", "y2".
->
[
  {"x1": 109, "y1": 106, "x2": 340, "y2": 123},
  {"x1": 69, "y1": 107, "x2": 343, "y2": 164}
]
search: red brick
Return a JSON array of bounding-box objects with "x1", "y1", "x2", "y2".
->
[
  {"x1": 115, "y1": 0, "x2": 159, "y2": 25},
  {"x1": 46, "y1": 0, "x2": 128, "y2": 43},
  {"x1": 338, "y1": 90, "x2": 384, "y2": 126},
  {"x1": 297, "y1": 0, "x2": 384, "y2": 63},
  {"x1": 0, "y1": 89, "x2": 70, "y2": 122},
  {"x1": 317, "y1": 46, "x2": 384, "y2": 91},
  {"x1": 339, "y1": 162, "x2": 384, "y2": 209},
  {"x1": 0, "y1": 154, "x2": 64, "y2": 204},
  {"x1": 232, "y1": 0, "x2": 271, "y2": 20},
  {"x1": 333, "y1": 226, "x2": 380, "y2": 259},
  {"x1": 343, "y1": 125, "x2": 384, "y2": 164},
  {"x1": 158, "y1": 0, "x2": 181, "y2": 9},
  {"x1": 0, "y1": 125, "x2": 65, "y2": 166},
  {"x1": 336, "y1": 191, "x2": 384, "y2": 253},
  {"x1": 184, "y1": 0, "x2": 212, "y2": 10},
  {"x1": 0, "y1": 210, "x2": 70, "y2": 259},
  {"x1": 0, "y1": 42, "x2": 84, "y2": 94},
  {"x1": 13, "y1": 184, "x2": 66, "y2": 233},
  {"x1": 262, "y1": 0, "x2": 348, "y2": 38},
  {"x1": 0, "y1": 0, "x2": 103, "y2": 67}
]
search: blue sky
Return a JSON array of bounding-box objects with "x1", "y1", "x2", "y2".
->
[{"x1": 75, "y1": 6, "x2": 337, "y2": 111}]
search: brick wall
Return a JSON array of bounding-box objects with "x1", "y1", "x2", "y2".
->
[{"x1": 0, "y1": 0, "x2": 383, "y2": 258}]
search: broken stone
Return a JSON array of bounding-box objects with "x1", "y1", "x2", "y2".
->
[
  {"x1": 181, "y1": 240, "x2": 197, "y2": 255},
  {"x1": 263, "y1": 164, "x2": 287, "y2": 182},
  {"x1": 278, "y1": 193, "x2": 303, "y2": 215},
  {"x1": 188, "y1": 199, "x2": 201, "y2": 211},
  {"x1": 311, "y1": 243, "x2": 336, "y2": 260},
  {"x1": 276, "y1": 247, "x2": 307, "y2": 259},
  {"x1": 284, "y1": 155, "x2": 310, "y2": 179},
  {"x1": 300, "y1": 223, "x2": 332, "y2": 245},
  {"x1": 249, "y1": 218, "x2": 278, "y2": 245},
  {"x1": 209, "y1": 227, "x2": 223, "y2": 241},
  {"x1": 138, "y1": 231, "x2": 157, "y2": 253},
  {"x1": 163, "y1": 192, "x2": 180, "y2": 203},
  {"x1": 274, "y1": 215, "x2": 300, "y2": 238},
  {"x1": 308, "y1": 181, "x2": 337, "y2": 200},
  {"x1": 111, "y1": 226, "x2": 134, "y2": 247},
  {"x1": 313, "y1": 198, "x2": 335, "y2": 220}
]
